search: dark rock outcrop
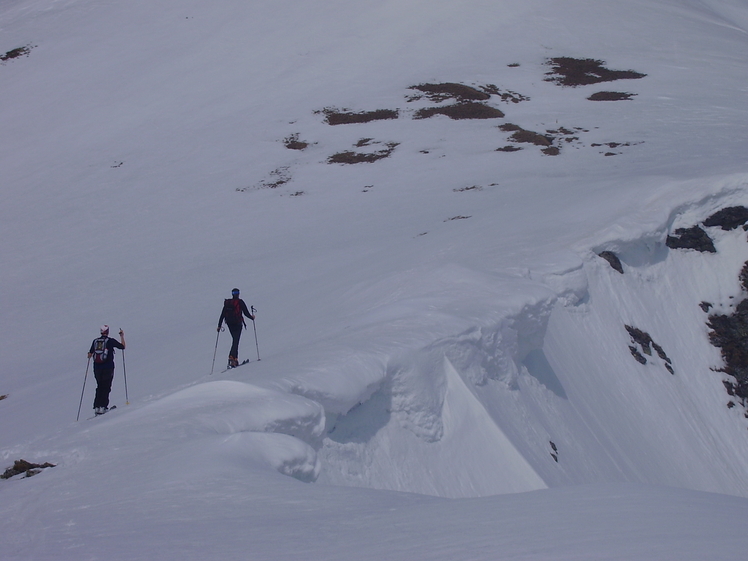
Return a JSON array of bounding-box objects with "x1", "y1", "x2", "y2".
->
[
  {"x1": 666, "y1": 226, "x2": 716, "y2": 253},
  {"x1": 703, "y1": 206, "x2": 748, "y2": 231},
  {"x1": 599, "y1": 251, "x2": 624, "y2": 273}
]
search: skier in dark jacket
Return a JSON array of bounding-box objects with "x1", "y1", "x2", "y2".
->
[
  {"x1": 218, "y1": 288, "x2": 255, "y2": 368},
  {"x1": 87, "y1": 325, "x2": 126, "y2": 415}
]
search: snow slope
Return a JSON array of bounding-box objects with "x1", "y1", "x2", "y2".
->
[{"x1": 2, "y1": 0, "x2": 748, "y2": 558}]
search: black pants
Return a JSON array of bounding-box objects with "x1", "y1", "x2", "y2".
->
[
  {"x1": 94, "y1": 369, "x2": 114, "y2": 409},
  {"x1": 227, "y1": 322, "x2": 243, "y2": 359}
]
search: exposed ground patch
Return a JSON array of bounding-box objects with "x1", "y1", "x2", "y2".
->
[
  {"x1": 1, "y1": 459, "x2": 56, "y2": 480},
  {"x1": 696, "y1": 208, "x2": 748, "y2": 409},
  {"x1": 414, "y1": 102, "x2": 505, "y2": 120},
  {"x1": 708, "y1": 264, "x2": 748, "y2": 406},
  {"x1": 550, "y1": 441, "x2": 559, "y2": 463},
  {"x1": 591, "y1": 141, "x2": 643, "y2": 156},
  {"x1": 599, "y1": 251, "x2": 624, "y2": 274},
  {"x1": 587, "y1": 92, "x2": 636, "y2": 101},
  {"x1": 703, "y1": 206, "x2": 748, "y2": 231},
  {"x1": 409, "y1": 83, "x2": 490, "y2": 103},
  {"x1": 625, "y1": 325, "x2": 674, "y2": 374},
  {"x1": 238, "y1": 166, "x2": 292, "y2": 191},
  {"x1": 320, "y1": 107, "x2": 399, "y2": 125},
  {"x1": 666, "y1": 226, "x2": 716, "y2": 253},
  {"x1": 248, "y1": 61, "x2": 646, "y2": 196},
  {"x1": 545, "y1": 57, "x2": 646, "y2": 87},
  {"x1": 408, "y1": 82, "x2": 529, "y2": 104},
  {"x1": 445, "y1": 215, "x2": 471, "y2": 221},
  {"x1": 497, "y1": 123, "x2": 587, "y2": 156},
  {"x1": 328, "y1": 140, "x2": 399, "y2": 164},
  {"x1": 283, "y1": 133, "x2": 309, "y2": 150},
  {"x1": 1, "y1": 44, "x2": 34, "y2": 64}
]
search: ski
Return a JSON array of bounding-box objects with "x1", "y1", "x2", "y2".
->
[
  {"x1": 220, "y1": 359, "x2": 250, "y2": 373},
  {"x1": 87, "y1": 405, "x2": 117, "y2": 420}
]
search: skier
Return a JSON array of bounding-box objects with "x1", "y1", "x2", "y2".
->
[
  {"x1": 217, "y1": 288, "x2": 255, "y2": 369},
  {"x1": 87, "y1": 325, "x2": 126, "y2": 415}
]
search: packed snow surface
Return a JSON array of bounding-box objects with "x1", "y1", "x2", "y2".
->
[{"x1": 2, "y1": 0, "x2": 748, "y2": 559}]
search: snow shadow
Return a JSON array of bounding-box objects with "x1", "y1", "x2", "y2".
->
[
  {"x1": 522, "y1": 349, "x2": 567, "y2": 398},
  {"x1": 326, "y1": 387, "x2": 392, "y2": 444}
]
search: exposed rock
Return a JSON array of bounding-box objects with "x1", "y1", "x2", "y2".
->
[
  {"x1": 708, "y1": 296, "x2": 748, "y2": 401},
  {"x1": 1, "y1": 459, "x2": 56, "y2": 479},
  {"x1": 666, "y1": 226, "x2": 716, "y2": 253},
  {"x1": 629, "y1": 346, "x2": 647, "y2": 364},
  {"x1": 625, "y1": 325, "x2": 673, "y2": 372},
  {"x1": 703, "y1": 206, "x2": 748, "y2": 231},
  {"x1": 599, "y1": 251, "x2": 624, "y2": 273}
]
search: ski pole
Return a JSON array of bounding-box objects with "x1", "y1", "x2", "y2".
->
[
  {"x1": 122, "y1": 348, "x2": 129, "y2": 405},
  {"x1": 251, "y1": 306, "x2": 260, "y2": 361},
  {"x1": 76, "y1": 356, "x2": 91, "y2": 421},
  {"x1": 210, "y1": 328, "x2": 221, "y2": 375}
]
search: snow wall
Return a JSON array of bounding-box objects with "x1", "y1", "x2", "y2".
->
[{"x1": 308, "y1": 174, "x2": 748, "y2": 498}]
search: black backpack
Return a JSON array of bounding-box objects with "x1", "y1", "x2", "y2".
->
[{"x1": 92, "y1": 337, "x2": 110, "y2": 364}]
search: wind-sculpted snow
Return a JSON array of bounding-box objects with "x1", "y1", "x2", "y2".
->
[
  {"x1": 54, "y1": 381, "x2": 326, "y2": 482},
  {"x1": 312, "y1": 175, "x2": 748, "y2": 497},
  {"x1": 4, "y1": 0, "x2": 748, "y2": 557}
]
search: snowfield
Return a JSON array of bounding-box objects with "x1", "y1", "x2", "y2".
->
[{"x1": 2, "y1": 0, "x2": 748, "y2": 559}]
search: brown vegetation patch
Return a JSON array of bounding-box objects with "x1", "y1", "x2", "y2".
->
[
  {"x1": 414, "y1": 102, "x2": 505, "y2": 120},
  {"x1": 409, "y1": 83, "x2": 490, "y2": 103},
  {"x1": 587, "y1": 91, "x2": 637, "y2": 101},
  {"x1": 499, "y1": 123, "x2": 559, "y2": 155},
  {"x1": 283, "y1": 134, "x2": 309, "y2": 150},
  {"x1": 496, "y1": 145, "x2": 522, "y2": 152},
  {"x1": 408, "y1": 83, "x2": 529, "y2": 104},
  {"x1": 328, "y1": 142, "x2": 399, "y2": 164},
  {"x1": 321, "y1": 108, "x2": 399, "y2": 125},
  {"x1": 238, "y1": 166, "x2": 291, "y2": 191},
  {"x1": 591, "y1": 140, "x2": 643, "y2": 156},
  {"x1": 445, "y1": 215, "x2": 472, "y2": 221},
  {"x1": 1, "y1": 44, "x2": 34, "y2": 63},
  {"x1": 510, "y1": 129, "x2": 552, "y2": 146},
  {"x1": 499, "y1": 124, "x2": 552, "y2": 154},
  {"x1": 482, "y1": 85, "x2": 530, "y2": 103},
  {"x1": 1, "y1": 459, "x2": 56, "y2": 479},
  {"x1": 545, "y1": 57, "x2": 646, "y2": 87}
]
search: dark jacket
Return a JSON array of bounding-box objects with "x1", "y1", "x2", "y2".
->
[
  {"x1": 218, "y1": 297, "x2": 253, "y2": 329},
  {"x1": 89, "y1": 336, "x2": 125, "y2": 371}
]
